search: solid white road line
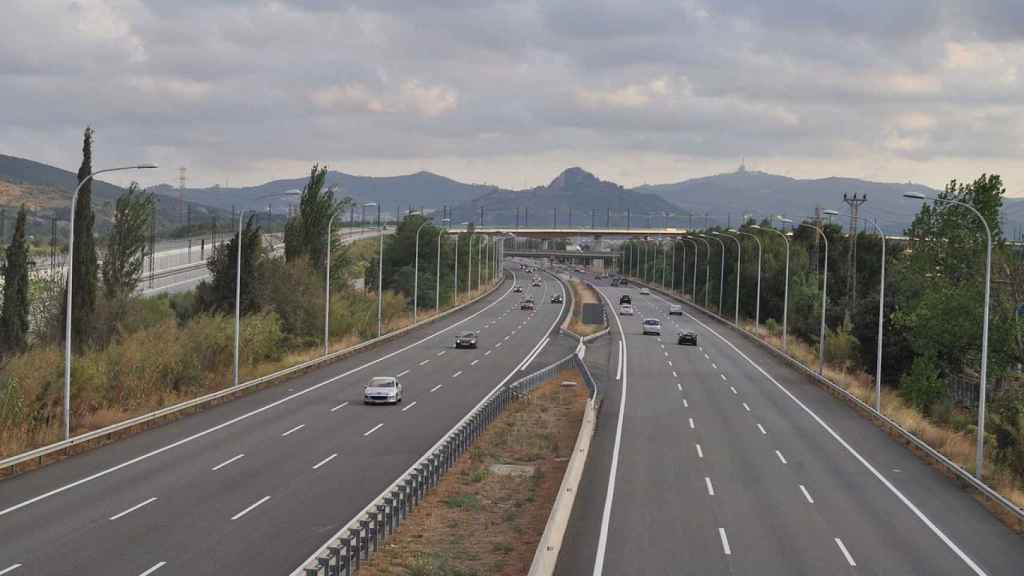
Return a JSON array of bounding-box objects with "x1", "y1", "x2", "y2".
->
[
  {"x1": 109, "y1": 497, "x2": 158, "y2": 521},
  {"x1": 719, "y1": 528, "x2": 732, "y2": 555},
  {"x1": 743, "y1": 402, "x2": 751, "y2": 412},
  {"x1": 231, "y1": 496, "x2": 270, "y2": 521},
  {"x1": 0, "y1": 279, "x2": 523, "y2": 520},
  {"x1": 330, "y1": 401, "x2": 349, "y2": 413},
  {"x1": 688, "y1": 418, "x2": 695, "y2": 429},
  {"x1": 0, "y1": 565, "x2": 21, "y2": 575},
  {"x1": 418, "y1": 359, "x2": 430, "y2": 366},
  {"x1": 757, "y1": 424, "x2": 767, "y2": 435},
  {"x1": 776, "y1": 450, "x2": 788, "y2": 464},
  {"x1": 705, "y1": 477, "x2": 715, "y2": 496},
  {"x1": 800, "y1": 484, "x2": 815, "y2": 504},
  {"x1": 452, "y1": 371, "x2": 463, "y2": 378},
  {"x1": 138, "y1": 562, "x2": 167, "y2": 576},
  {"x1": 673, "y1": 298, "x2": 988, "y2": 576},
  {"x1": 401, "y1": 401, "x2": 418, "y2": 412},
  {"x1": 430, "y1": 384, "x2": 444, "y2": 393},
  {"x1": 363, "y1": 423, "x2": 383, "y2": 437},
  {"x1": 312, "y1": 453, "x2": 338, "y2": 470},
  {"x1": 281, "y1": 424, "x2": 305, "y2": 437},
  {"x1": 593, "y1": 288, "x2": 629, "y2": 576},
  {"x1": 396, "y1": 369, "x2": 411, "y2": 377},
  {"x1": 835, "y1": 538, "x2": 857, "y2": 567},
  {"x1": 211, "y1": 453, "x2": 245, "y2": 471},
  {"x1": 615, "y1": 340, "x2": 623, "y2": 381},
  {"x1": 695, "y1": 444, "x2": 703, "y2": 459}
]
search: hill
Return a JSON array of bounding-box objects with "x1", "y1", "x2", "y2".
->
[
  {"x1": 448, "y1": 167, "x2": 683, "y2": 227},
  {"x1": 0, "y1": 154, "x2": 226, "y2": 238}
]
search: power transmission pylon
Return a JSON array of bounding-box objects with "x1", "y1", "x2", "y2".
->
[{"x1": 843, "y1": 193, "x2": 867, "y2": 326}]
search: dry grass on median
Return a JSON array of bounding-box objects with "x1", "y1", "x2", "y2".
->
[
  {"x1": 358, "y1": 369, "x2": 588, "y2": 576},
  {"x1": 568, "y1": 279, "x2": 603, "y2": 337}
]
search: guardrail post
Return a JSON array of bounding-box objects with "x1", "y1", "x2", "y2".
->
[
  {"x1": 340, "y1": 537, "x2": 352, "y2": 576},
  {"x1": 399, "y1": 483, "x2": 409, "y2": 520},
  {"x1": 327, "y1": 545, "x2": 342, "y2": 576},
  {"x1": 384, "y1": 497, "x2": 395, "y2": 533},
  {"x1": 348, "y1": 529, "x2": 361, "y2": 570},
  {"x1": 369, "y1": 509, "x2": 380, "y2": 551},
  {"x1": 359, "y1": 519, "x2": 370, "y2": 560},
  {"x1": 317, "y1": 557, "x2": 330, "y2": 575},
  {"x1": 305, "y1": 568, "x2": 319, "y2": 576}
]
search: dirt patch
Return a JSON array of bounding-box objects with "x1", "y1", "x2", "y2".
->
[
  {"x1": 568, "y1": 280, "x2": 603, "y2": 337},
  {"x1": 358, "y1": 370, "x2": 588, "y2": 576}
]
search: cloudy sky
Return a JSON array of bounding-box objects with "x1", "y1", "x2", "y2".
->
[{"x1": 2, "y1": 0, "x2": 1023, "y2": 194}]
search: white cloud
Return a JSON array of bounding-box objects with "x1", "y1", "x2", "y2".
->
[{"x1": 399, "y1": 81, "x2": 458, "y2": 118}]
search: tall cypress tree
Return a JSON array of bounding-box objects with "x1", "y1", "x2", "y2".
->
[
  {"x1": 70, "y1": 127, "x2": 99, "y2": 346},
  {"x1": 1, "y1": 206, "x2": 30, "y2": 354}
]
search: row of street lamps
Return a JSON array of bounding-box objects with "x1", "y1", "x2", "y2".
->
[{"x1": 621, "y1": 195, "x2": 993, "y2": 479}]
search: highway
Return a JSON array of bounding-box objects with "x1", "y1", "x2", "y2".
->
[
  {"x1": 0, "y1": 263, "x2": 569, "y2": 575},
  {"x1": 556, "y1": 273, "x2": 1024, "y2": 576}
]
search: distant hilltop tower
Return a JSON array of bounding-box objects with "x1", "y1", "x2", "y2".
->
[{"x1": 737, "y1": 158, "x2": 747, "y2": 173}]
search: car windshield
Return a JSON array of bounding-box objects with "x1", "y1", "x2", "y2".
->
[
  {"x1": 370, "y1": 377, "x2": 396, "y2": 388},
  {"x1": 644, "y1": 319, "x2": 660, "y2": 325},
  {"x1": 461, "y1": 332, "x2": 475, "y2": 338}
]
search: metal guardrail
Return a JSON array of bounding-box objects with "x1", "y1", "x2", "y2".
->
[
  {"x1": 1, "y1": 275, "x2": 508, "y2": 475},
  {"x1": 294, "y1": 348, "x2": 594, "y2": 576},
  {"x1": 630, "y1": 278, "x2": 1024, "y2": 525}
]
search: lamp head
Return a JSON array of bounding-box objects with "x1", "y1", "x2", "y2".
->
[
  {"x1": 823, "y1": 209, "x2": 839, "y2": 216},
  {"x1": 904, "y1": 192, "x2": 927, "y2": 200},
  {"x1": 137, "y1": 163, "x2": 158, "y2": 169}
]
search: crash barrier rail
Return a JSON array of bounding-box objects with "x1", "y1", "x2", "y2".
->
[
  {"x1": 1, "y1": 274, "x2": 508, "y2": 475},
  {"x1": 293, "y1": 349, "x2": 595, "y2": 575},
  {"x1": 628, "y1": 277, "x2": 1024, "y2": 525}
]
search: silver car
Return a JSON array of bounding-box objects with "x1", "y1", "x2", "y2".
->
[
  {"x1": 642, "y1": 318, "x2": 662, "y2": 335},
  {"x1": 364, "y1": 376, "x2": 403, "y2": 405}
]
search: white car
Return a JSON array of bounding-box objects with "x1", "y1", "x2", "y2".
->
[
  {"x1": 642, "y1": 318, "x2": 662, "y2": 335},
  {"x1": 364, "y1": 376, "x2": 403, "y2": 404},
  {"x1": 669, "y1": 304, "x2": 683, "y2": 315},
  {"x1": 639, "y1": 287, "x2": 650, "y2": 295},
  {"x1": 619, "y1": 304, "x2": 635, "y2": 316}
]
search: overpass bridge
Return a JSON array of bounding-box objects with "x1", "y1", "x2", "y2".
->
[{"x1": 447, "y1": 226, "x2": 691, "y2": 238}]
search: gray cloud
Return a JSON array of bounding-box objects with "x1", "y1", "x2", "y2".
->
[{"x1": 0, "y1": 0, "x2": 1022, "y2": 195}]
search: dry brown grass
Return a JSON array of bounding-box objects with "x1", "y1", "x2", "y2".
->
[
  {"x1": 737, "y1": 320, "x2": 1024, "y2": 517},
  {"x1": 568, "y1": 279, "x2": 603, "y2": 337},
  {"x1": 358, "y1": 370, "x2": 588, "y2": 576}
]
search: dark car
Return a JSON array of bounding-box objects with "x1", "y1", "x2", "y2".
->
[
  {"x1": 677, "y1": 331, "x2": 698, "y2": 346},
  {"x1": 521, "y1": 299, "x2": 536, "y2": 310},
  {"x1": 551, "y1": 293, "x2": 564, "y2": 303},
  {"x1": 619, "y1": 294, "x2": 632, "y2": 305},
  {"x1": 455, "y1": 331, "x2": 478, "y2": 349},
  {"x1": 610, "y1": 278, "x2": 620, "y2": 287}
]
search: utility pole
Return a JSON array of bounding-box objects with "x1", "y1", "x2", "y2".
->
[
  {"x1": 843, "y1": 193, "x2": 868, "y2": 326},
  {"x1": 186, "y1": 203, "x2": 192, "y2": 262},
  {"x1": 812, "y1": 205, "x2": 822, "y2": 275},
  {"x1": 606, "y1": 208, "x2": 611, "y2": 228},
  {"x1": 480, "y1": 206, "x2": 484, "y2": 227}
]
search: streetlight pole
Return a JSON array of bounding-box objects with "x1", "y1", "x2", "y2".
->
[
  {"x1": 437, "y1": 218, "x2": 449, "y2": 313},
  {"x1": 64, "y1": 163, "x2": 157, "y2": 439},
  {"x1": 324, "y1": 211, "x2": 338, "y2": 355},
  {"x1": 671, "y1": 240, "x2": 676, "y2": 292},
  {"x1": 703, "y1": 234, "x2": 725, "y2": 315},
  {"x1": 414, "y1": 219, "x2": 429, "y2": 323},
  {"x1": 737, "y1": 229, "x2": 763, "y2": 331},
  {"x1": 905, "y1": 192, "x2": 991, "y2": 478},
  {"x1": 716, "y1": 231, "x2": 741, "y2": 326},
  {"x1": 754, "y1": 222, "x2": 790, "y2": 351},
  {"x1": 791, "y1": 217, "x2": 832, "y2": 374},
  {"x1": 690, "y1": 235, "x2": 711, "y2": 308}
]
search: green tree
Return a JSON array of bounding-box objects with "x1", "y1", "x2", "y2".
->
[
  {"x1": 197, "y1": 215, "x2": 264, "y2": 314},
  {"x1": 102, "y1": 183, "x2": 154, "y2": 300},
  {"x1": 284, "y1": 164, "x2": 350, "y2": 274},
  {"x1": 68, "y1": 127, "x2": 99, "y2": 346},
  {"x1": 0, "y1": 206, "x2": 31, "y2": 353}
]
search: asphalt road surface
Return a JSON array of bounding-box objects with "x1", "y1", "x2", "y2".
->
[
  {"x1": 0, "y1": 262, "x2": 567, "y2": 576},
  {"x1": 556, "y1": 272, "x2": 1024, "y2": 576}
]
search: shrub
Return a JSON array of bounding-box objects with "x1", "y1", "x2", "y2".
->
[
  {"x1": 825, "y1": 328, "x2": 860, "y2": 371},
  {"x1": 899, "y1": 354, "x2": 946, "y2": 414}
]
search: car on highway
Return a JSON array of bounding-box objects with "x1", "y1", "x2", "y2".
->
[
  {"x1": 454, "y1": 331, "x2": 478, "y2": 349},
  {"x1": 619, "y1": 278, "x2": 628, "y2": 286},
  {"x1": 551, "y1": 293, "x2": 564, "y2": 303},
  {"x1": 532, "y1": 279, "x2": 542, "y2": 287},
  {"x1": 642, "y1": 318, "x2": 662, "y2": 335},
  {"x1": 669, "y1": 304, "x2": 683, "y2": 315},
  {"x1": 521, "y1": 298, "x2": 536, "y2": 310},
  {"x1": 619, "y1": 303, "x2": 635, "y2": 315},
  {"x1": 619, "y1": 294, "x2": 632, "y2": 305},
  {"x1": 513, "y1": 285, "x2": 523, "y2": 293},
  {"x1": 639, "y1": 287, "x2": 650, "y2": 295},
  {"x1": 364, "y1": 376, "x2": 403, "y2": 404},
  {"x1": 677, "y1": 330, "x2": 698, "y2": 346}
]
